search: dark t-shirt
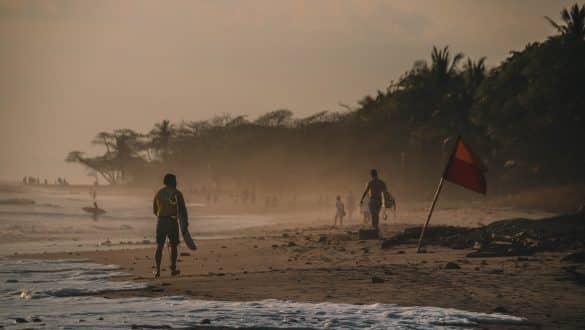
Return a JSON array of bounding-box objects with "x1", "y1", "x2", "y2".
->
[{"x1": 153, "y1": 186, "x2": 188, "y2": 222}]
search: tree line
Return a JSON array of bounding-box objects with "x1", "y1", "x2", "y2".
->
[{"x1": 67, "y1": 4, "x2": 585, "y2": 196}]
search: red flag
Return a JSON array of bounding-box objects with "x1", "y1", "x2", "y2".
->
[{"x1": 443, "y1": 137, "x2": 487, "y2": 194}]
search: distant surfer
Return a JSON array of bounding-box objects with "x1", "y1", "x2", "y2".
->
[
  {"x1": 82, "y1": 190, "x2": 105, "y2": 220},
  {"x1": 153, "y1": 173, "x2": 189, "y2": 278},
  {"x1": 359, "y1": 169, "x2": 391, "y2": 231}
]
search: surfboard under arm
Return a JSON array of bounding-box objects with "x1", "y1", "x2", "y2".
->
[{"x1": 179, "y1": 216, "x2": 197, "y2": 250}]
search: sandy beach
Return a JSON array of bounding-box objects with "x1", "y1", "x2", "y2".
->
[
  {"x1": 20, "y1": 222, "x2": 585, "y2": 329},
  {"x1": 4, "y1": 2, "x2": 585, "y2": 328}
]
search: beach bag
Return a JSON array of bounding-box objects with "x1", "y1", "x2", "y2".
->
[
  {"x1": 382, "y1": 192, "x2": 396, "y2": 221},
  {"x1": 383, "y1": 192, "x2": 395, "y2": 210}
]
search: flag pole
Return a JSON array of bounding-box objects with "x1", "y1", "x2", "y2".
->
[
  {"x1": 416, "y1": 136, "x2": 461, "y2": 253},
  {"x1": 416, "y1": 177, "x2": 445, "y2": 253}
]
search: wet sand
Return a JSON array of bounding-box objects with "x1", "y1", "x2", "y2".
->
[{"x1": 24, "y1": 224, "x2": 585, "y2": 329}]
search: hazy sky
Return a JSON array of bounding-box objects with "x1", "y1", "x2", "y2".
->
[{"x1": 0, "y1": 0, "x2": 578, "y2": 183}]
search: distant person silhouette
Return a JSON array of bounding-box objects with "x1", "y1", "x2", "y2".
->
[
  {"x1": 153, "y1": 173, "x2": 188, "y2": 278},
  {"x1": 359, "y1": 169, "x2": 390, "y2": 231},
  {"x1": 334, "y1": 195, "x2": 345, "y2": 226}
]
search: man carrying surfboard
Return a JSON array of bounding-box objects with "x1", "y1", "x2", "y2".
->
[
  {"x1": 359, "y1": 169, "x2": 391, "y2": 232},
  {"x1": 153, "y1": 173, "x2": 193, "y2": 278}
]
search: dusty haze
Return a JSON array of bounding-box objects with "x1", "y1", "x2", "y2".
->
[{"x1": 0, "y1": 0, "x2": 576, "y2": 183}]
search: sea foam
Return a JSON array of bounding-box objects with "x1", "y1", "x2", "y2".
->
[{"x1": 0, "y1": 259, "x2": 527, "y2": 329}]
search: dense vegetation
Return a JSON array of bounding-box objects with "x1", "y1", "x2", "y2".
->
[{"x1": 68, "y1": 4, "x2": 585, "y2": 196}]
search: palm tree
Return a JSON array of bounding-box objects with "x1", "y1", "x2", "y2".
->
[
  {"x1": 430, "y1": 46, "x2": 464, "y2": 85},
  {"x1": 546, "y1": 3, "x2": 585, "y2": 40},
  {"x1": 149, "y1": 120, "x2": 175, "y2": 162},
  {"x1": 463, "y1": 57, "x2": 487, "y2": 90}
]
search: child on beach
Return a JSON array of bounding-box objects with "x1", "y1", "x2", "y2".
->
[{"x1": 334, "y1": 195, "x2": 345, "y2": 226}]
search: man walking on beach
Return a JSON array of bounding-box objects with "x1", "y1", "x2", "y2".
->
[
  {"x1": 153, "y1": 173, "x2": 188, "y2": 278},
  {"x1": 359, "y1": 169, "x2": 390, "y2": 231}
]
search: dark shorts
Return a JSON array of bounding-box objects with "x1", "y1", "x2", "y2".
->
[
  {"x1": 156, "y1": 216, "x2": 179, "y2": 246},
  {"x1": 369, "y1": 198, "x2": 381, "y2": 216}
]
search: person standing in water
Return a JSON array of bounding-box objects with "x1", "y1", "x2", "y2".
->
[
  {"x1": 333, "y1": 195, "x2": 345, "y2": 226},
  {"x1": 153, "y1": 173, "x2": 188, "y2": 278},
  {"x1": 359, "y1": 169, "x2": 390, "y2": 231}
]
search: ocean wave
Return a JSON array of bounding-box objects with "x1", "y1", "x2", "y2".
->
[
  {"x1": 0, "y1": 296, "x2": 528, "y2": 329},
  {"x1": 0, "y1": 259, "x2": 528, "y2": 329}
]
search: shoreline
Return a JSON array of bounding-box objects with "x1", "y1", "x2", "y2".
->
[{"x1": 17, "y1": 223, "x2": 585, "y2": 329}]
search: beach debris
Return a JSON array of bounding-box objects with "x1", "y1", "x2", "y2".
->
[
  {"x1": 5, "y1": 279, "x2": 18, "y2": 283},
  {"x1": 358, "y1": 229, "x2": 379, "y2": 240},
  {"x1": 131, "y1": 324, "x2": 171, "y2": 329},
  {"x1": 19, "y1": 290, "x2": 32, "y2": 299},
  {"x1": 493, "y1": 306, "x2": 509, "y2": 314},
  {"x1": 466, "y1": 241, "x2": 534, "y2": 258},
  {"x1": 201, "y1": 319, "x2": 211, "y2": 324},
  {"x1": 445, "y1": 262, "x2": 461, "y2": 270},
  {"x1": 12, "y1": 317, "x2": 27, "y2": 324},
  {"x1": 31, "y1": 317, "x2": 42, "y2": 323},
  {"x1": 318, "y1": 235, "x2": 327, "y2": 243},
  {"x1": 288, "y1": 241, "x2": 297, "y2": 247},
  {"x1": 562, "y1": 251, "x2": 585, "y2": 263},
  {"x1": 149, "y1": 287, "x2": 165, "y2": 293},
  {"x1": 380, "y1": 239, "x2": 397, "y2": 249},
  {"x1": 386, "y1": 214, "x2": 585, "y2": 256},
  {"x1": 180, "y1": 252, "x2": 191, "y2": 257},
  {"x1": 371, "y1": 276, "x2": 385, "y2": 283},
  {"x1": 98, "y1": 239, "x2": 112, "y2": 246},
  {"x1": 562, "y1": 266, "x2": 585, "y2": 285}
]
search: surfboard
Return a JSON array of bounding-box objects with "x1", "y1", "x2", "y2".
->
[
  {"x1": 82, "y1": 206, "x2": 106, "y2": 215},
  {"x1": 179, "y1": 216, "x2": 197, "y2": 250}
]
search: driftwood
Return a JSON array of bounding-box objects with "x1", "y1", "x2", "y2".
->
[{"x1": 381, "y1": 213, "x2": 585, "y2": 257}]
